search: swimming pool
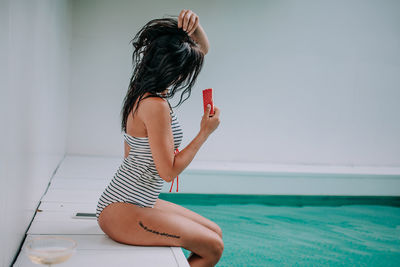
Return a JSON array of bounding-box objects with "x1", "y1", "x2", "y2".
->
[{"x1": 159, "y1": 193, "x2": 400, "y2": 267}]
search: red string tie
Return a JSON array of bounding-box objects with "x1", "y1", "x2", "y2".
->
[{"x1": 169, "y1": 148, "x2": 180, "y2": 192}]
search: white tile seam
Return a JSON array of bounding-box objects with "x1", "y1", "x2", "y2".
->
[{"x1": 170, "y1": 247, "x2": 180, "y2": 266}]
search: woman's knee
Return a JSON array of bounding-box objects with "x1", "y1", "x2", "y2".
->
[
  {"x1": 208, "y1": 235, "x2": 224, "y2": 257},
  {"x1": 207, "y1": 235, "x2": 224, "y2": 264}
]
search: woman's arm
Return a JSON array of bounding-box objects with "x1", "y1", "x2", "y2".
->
[
  {"x1": 139, "y1": 97, "x2": 220, "y2": 182},
  {"x1": 178, "y1": 9, "x2": 210, "y2": 55},
  {"x1": 191, "y1": 24, "x2": 210, "y2": 55},
  {"x1": 168, "y1": 104, "x2": 219, "y2": 179}
]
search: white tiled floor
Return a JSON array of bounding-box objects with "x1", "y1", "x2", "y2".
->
[{"x1": 13, "y1": 155, "x2": 189, "y2": 267}]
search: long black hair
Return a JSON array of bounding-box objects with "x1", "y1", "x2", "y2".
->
[{"x1": 121, "y1": 16, "x2": 205, "y2": 133}]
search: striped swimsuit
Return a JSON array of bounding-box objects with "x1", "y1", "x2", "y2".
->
[{"x1": 95, "y1": 100, "x2": 183, "y2": 220}]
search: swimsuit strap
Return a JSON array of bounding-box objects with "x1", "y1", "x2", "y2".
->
[{"x1": 166, "y1": 99, "x2": 173, "y2": 114}]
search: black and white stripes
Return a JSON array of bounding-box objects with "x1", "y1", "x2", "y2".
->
[{"x1": 96, "y1": 106, "x2": 183, "y2": 220}]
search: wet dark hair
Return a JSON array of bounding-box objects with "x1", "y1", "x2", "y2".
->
[{"x1": 121, "y1": 16, "x2": 205, "y2": 132}]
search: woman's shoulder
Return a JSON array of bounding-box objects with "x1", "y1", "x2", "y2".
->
[{"x1": 139, "y1": 94, "x2": 170, "y2": 117}]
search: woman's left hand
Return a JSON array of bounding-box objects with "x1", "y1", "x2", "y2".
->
[{"x1": 178, "y1": 9, "x2": 199, "y2": 36}]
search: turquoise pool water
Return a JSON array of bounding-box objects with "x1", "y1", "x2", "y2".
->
[{"x1": 159, "y1": 194, "x2": 400, "y2": 267}]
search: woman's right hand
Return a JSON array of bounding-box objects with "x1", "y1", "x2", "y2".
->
[{"x1": 200, "y1": 104, "x2": 220, "y2": 137}]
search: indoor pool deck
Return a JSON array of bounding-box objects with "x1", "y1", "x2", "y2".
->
[
  {"x1": 12, "y1": 156, "x2": 189, "y2": 267},
  {"x1": 12, "y1": 155, "x2": 400, "y2": 266}
]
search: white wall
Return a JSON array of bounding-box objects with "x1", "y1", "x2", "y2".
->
[
  {"x1": 67, "y1": 0, "x2": 400, "y2": 167},
  {"x1": 0, "y1": 0, "x2": 71, "y2": 266}
]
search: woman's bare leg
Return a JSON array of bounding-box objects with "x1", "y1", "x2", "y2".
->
[
  {"x1": 154, "y1": 198, "x2": 223, "y2": 238},
  {"x1": 98, "y1": 202, "x2": 224, "y2": 267}
]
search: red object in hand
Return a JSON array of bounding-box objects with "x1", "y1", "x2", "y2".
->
[
  {"x1": 202, "y1": 88, "x2": 214, "y2": 115},
  {"x1": 169, "y1": 148, "x2": 180, "y2": 193}
]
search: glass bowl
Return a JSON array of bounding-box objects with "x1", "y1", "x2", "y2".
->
[{"x1": 25, "y1": 236, "x2": 77, "y2": 266}]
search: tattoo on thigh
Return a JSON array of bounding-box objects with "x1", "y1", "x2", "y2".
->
[{"x1": 139, "y1": 221, "x2": 180, "y2": 239}]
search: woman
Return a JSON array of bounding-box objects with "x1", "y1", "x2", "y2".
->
[{"x1": 96, "y1": 9, "x2": 223, "y2": 267}]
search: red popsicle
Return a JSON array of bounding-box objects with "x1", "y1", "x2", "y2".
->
[{"x1": 202, "y1": 88, "x2": 214, "y2": 115}]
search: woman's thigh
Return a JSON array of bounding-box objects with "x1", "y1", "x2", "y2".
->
[
  {"x1": 154, "y1": 198, "x2": 223, "y2": 238},
  {"x1": 98, "y1": 202, "x2": 223, "y2": 258}
]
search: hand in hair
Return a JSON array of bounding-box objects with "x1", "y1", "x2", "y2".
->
[{"x1": 177, "y1": 9, "x2": 199, "y2": 36}]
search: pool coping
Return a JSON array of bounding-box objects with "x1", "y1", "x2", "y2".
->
[{"x1": 159, "y1": 193, "x2": 400, "y2": 207}]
